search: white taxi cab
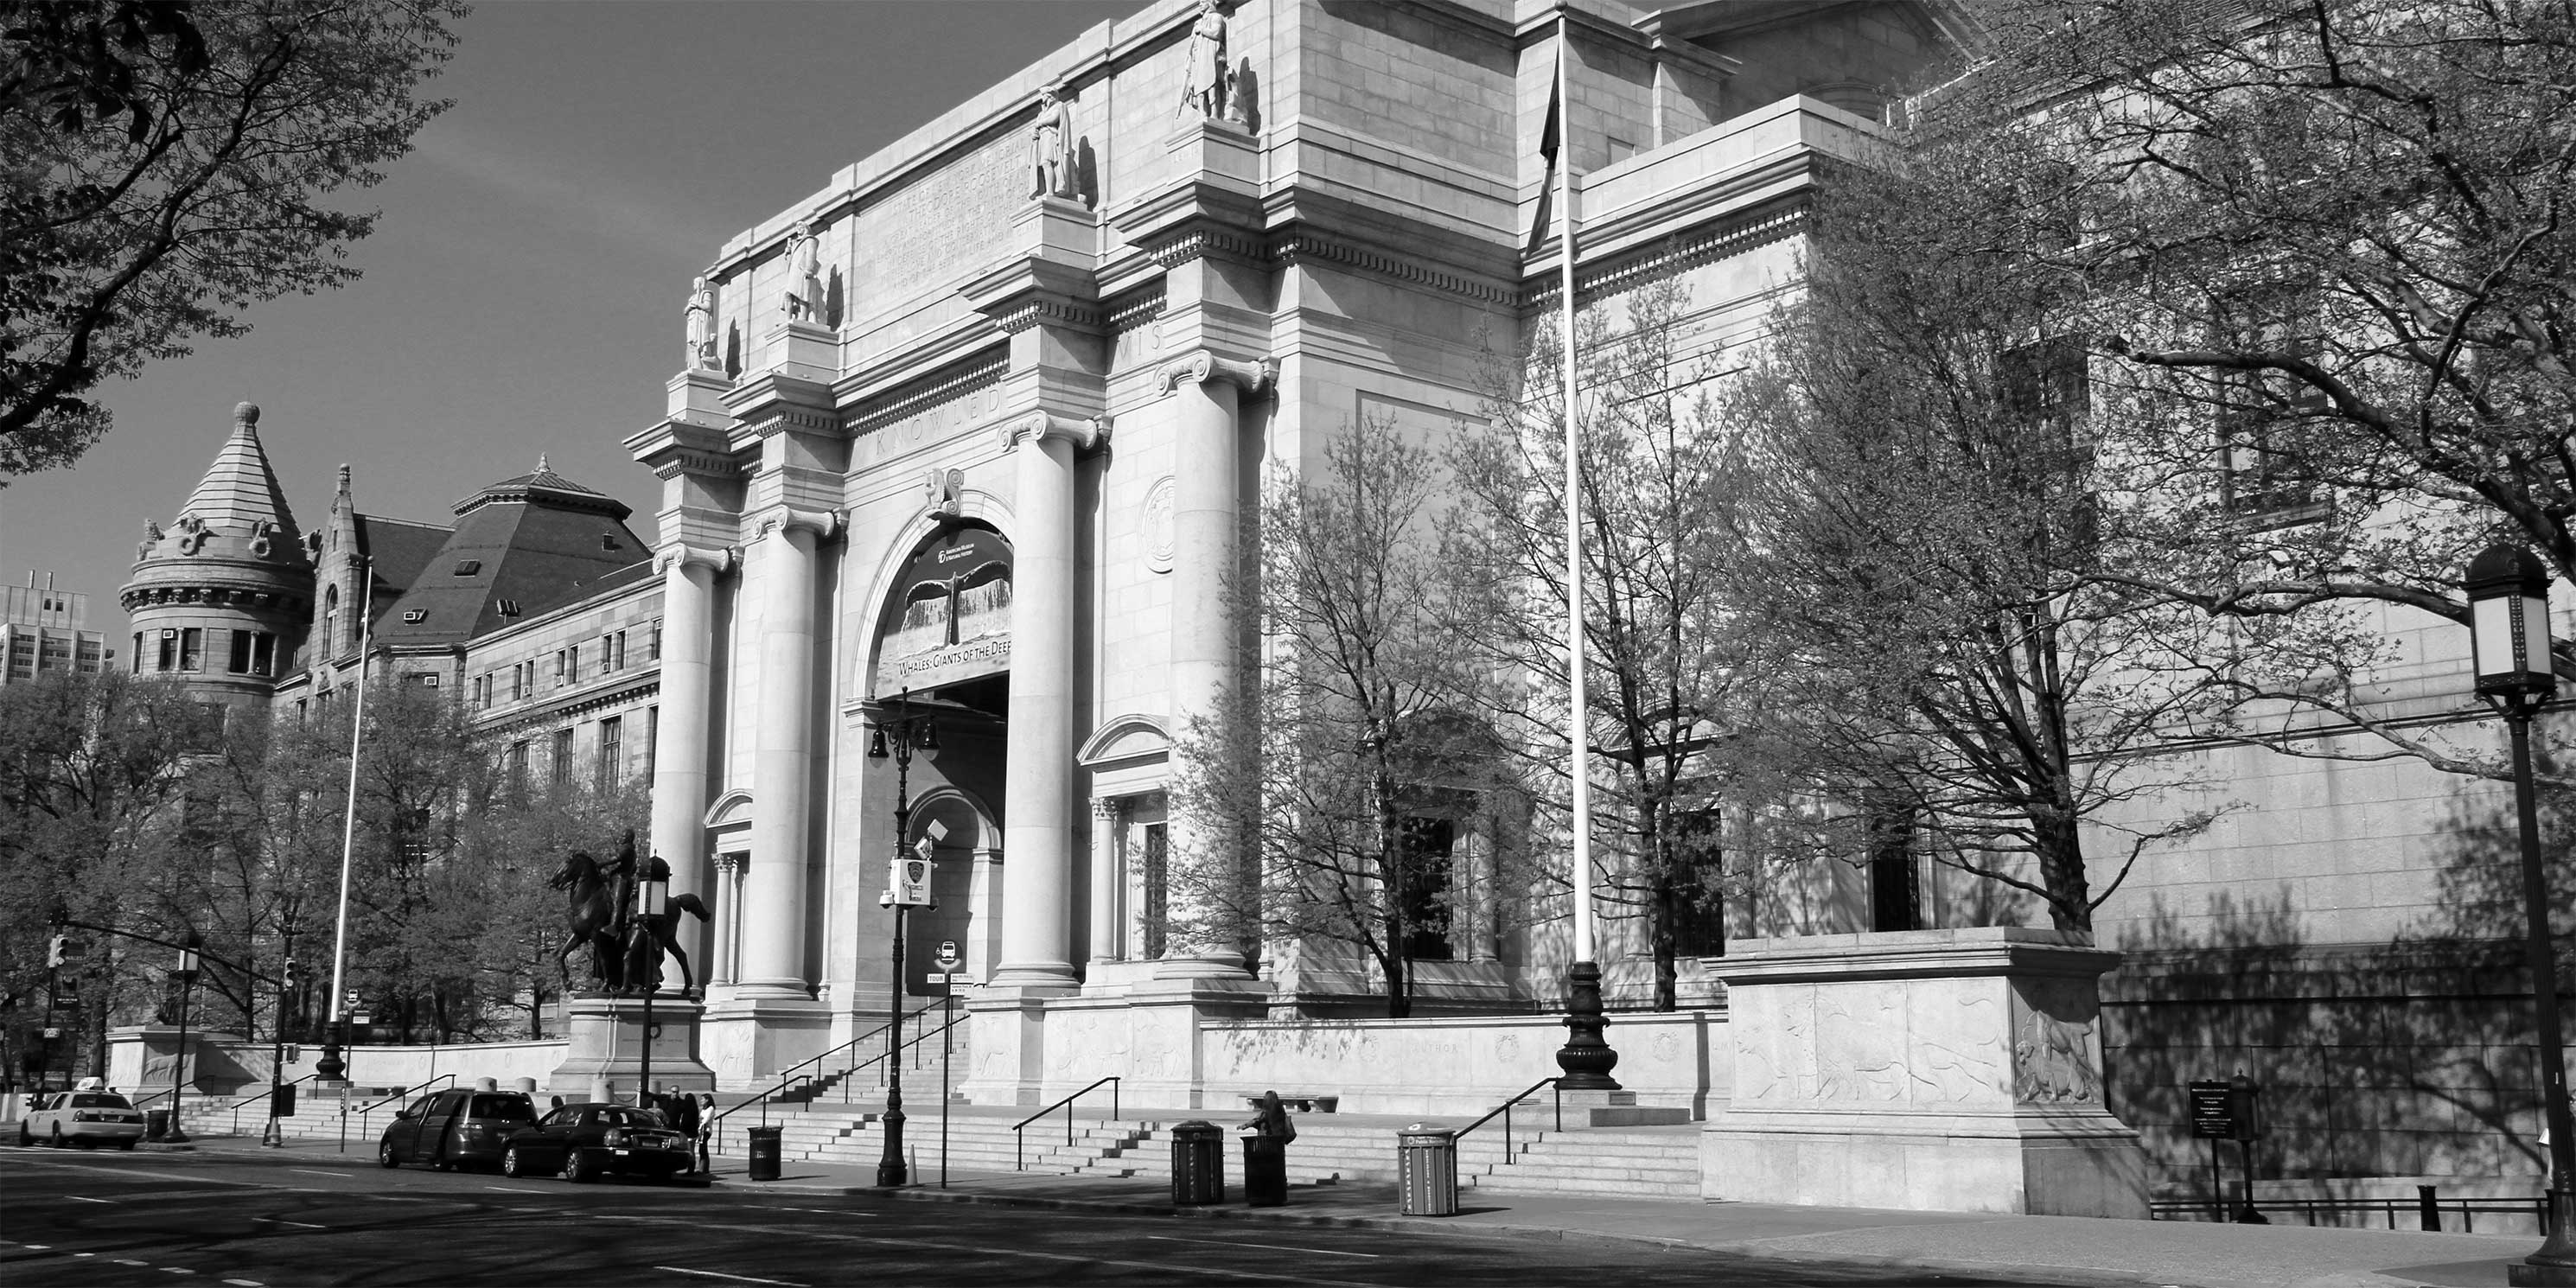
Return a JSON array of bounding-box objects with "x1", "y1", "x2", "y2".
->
[{"x1": 18, "y1": 1081, "x2": 148, "y2": 1149}]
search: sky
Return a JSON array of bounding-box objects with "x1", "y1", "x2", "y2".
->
[{"x1": 0, "y1": 0, "x2": 1143, "y2": 641}]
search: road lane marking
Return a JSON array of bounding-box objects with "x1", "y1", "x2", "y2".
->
[
  {"x1": 485, "y1": 1185, "x2": 547, "y2": 1193},
  {"x1": 644, "y1": 1219, "x2": 1376, "y2": 1288},
  {"x1": 162, "y1": 1269, "x2": 194, "y2": 1275},
  {"x1": 67, "y1": 1195, "x2": 113, "y2": 1203},
  {"x1": 253, "y1": 1217, "x2": 325, "y2": 1229},
  {"x1": 0, "y1": 1157, "x2": 324, "y2": 1189},
  {"x1": 654, "y1": 1269, "x2": 807, "y2": 1287},
  {"x1": 286, "y1": 1169, "x2": 353, "y2": 1179},
  {"x1": 115, "y1": 1259, "x2": 149, "y2": 1266},
  {"x1": 225, "y1": 1281, "x2": 265, "y2": 1286},
  {"x1": 1147, "y1": 1235, "x2": 1382, "y2": 1259}
]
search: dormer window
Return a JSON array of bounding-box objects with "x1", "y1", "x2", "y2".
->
[
  {"x1": 402, "y1": 609, "x2": 428, "y2": 623},
  {"x1": 496, "y1": 599, "x2": 521, "y2": 616},
  {"x1": 452, "y1": 559, "x2": 482, "y2": 576},
  {"x1": 600, "y1": 535, "x2": 621, "y2": 552}
]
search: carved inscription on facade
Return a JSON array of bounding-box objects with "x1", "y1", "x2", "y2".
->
[{"x1": 852, "y1": 133, "x2": 1023, "y2": 303}]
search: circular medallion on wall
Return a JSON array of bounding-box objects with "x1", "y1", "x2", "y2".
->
[{"x1": 1144, "y1": 475, "x2": 1177, "y2": 574}]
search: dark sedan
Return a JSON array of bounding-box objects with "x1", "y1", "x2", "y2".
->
[{"x1": 499, "y1": 1101, "x2": 696, "y2": 1183}]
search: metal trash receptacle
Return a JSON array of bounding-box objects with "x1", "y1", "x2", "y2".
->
[
  {"x1": 1397, "y1": 1125, "x2": 1458, "y2": 1216},
  {"x1": 1170, "y1": 1120, "x2": 1224, "y2": 1205},
  {"x1": 745, "y1": 1125, "x2": 783, "y2": 1182},
  {"x1": 145, "y1": 1109, "x2": 170, "y2": 1141},
  {"x1": 1242, "y1": 1133, "x2": 1288, "y2": 1207}
]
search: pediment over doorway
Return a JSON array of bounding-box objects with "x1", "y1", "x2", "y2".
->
[
  {"x1": 1076, "y1": 714, "x2": 1170, "y2": 770},
  {"x1": 703, "y1": 787, "x2": 755, "y2": 831}
]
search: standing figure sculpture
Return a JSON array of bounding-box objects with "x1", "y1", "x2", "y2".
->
[
  {"x1": 782, "y1": 221, "x2": 823, "y2": 324},
  {"x1": 684, "y1": 273, "x2": 717, "y2": 370},
  {"x1": 1178, "y1": 0, "x2": 1228, "y2": 122},
  {"x1": 1030, "y1": 84, "x2": 1076, "y2": 200}
]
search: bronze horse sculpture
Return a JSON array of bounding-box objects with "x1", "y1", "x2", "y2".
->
[{"x1": 550, "y1": 832, "x2": 711, "y2": 996}]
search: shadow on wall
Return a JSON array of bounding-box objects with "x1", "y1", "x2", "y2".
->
[{"x1": 2105, "y1": 738, "x2": 2573, "y2": 1196}]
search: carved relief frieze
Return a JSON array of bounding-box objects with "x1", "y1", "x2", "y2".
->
[
  {"x1": 849, "y1": 351, "x2": 1008, "y2": 439},
  {"x1": 1525, "y1": 206, "x2": 1809, "y2": 314}
]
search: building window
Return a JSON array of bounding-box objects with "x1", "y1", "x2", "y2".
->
[
  {"x1": 179, "y1": 628, "x2": 203, "y2": 672},
  {"x1": 1141, "y1": 821, "x2": 1169, "y2": 960},
  {"x1": 596, "y1": 716, "x2": 622, "y2": 793},
  {"x1": 226, "y1": 629, "x2": 252, "y2": 674},
  {"x1": 252, "y1": 632, "x2": 275, "y2": 677},
  {"x1": 508, "y1": 740, "x2": 529, "y2": 797},
  {"x1": 1667, "y1": 807, "x2": 1727, "y2": 958},
  {"x1": 1867, "y1": 806, "x2": 1921, "y2": 933},
  {"x1": 643, "y1": 705, "x2": 658, "y2": 777},
  {"x1": 2000, "y1": 335, "x2": 2090, "y2": 450},
  {"x1": 131, "y1": 633, "x2": 143, "y2": 673},
  {"x1": 296, "y1": 698, "x2": 308, "y2": 724},
  {"x1": 649, "y1": 620, "x2": 662, "y2": 660},
  {"x1": 2213, "y1": 284, "x2": 2326, "y2": 517},
  {"x1": 552, "y1": 727, "x2": 574, "y2": 785},
  {"x1": 613, "y1": 630, "x2": 627, "y2": 672},
  {"x1": 156, "y1": 630, "x2": 177, "y2": 672},
  {"x1": 1398, "y1": 816, "x2": 1454, "y2": 962}
]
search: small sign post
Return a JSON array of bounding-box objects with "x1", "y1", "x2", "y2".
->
[
  {"x1": 933, "y1": 940, "x2": 963, "y2": 1189},
  {"x1": 2189, "y1": 1080, "x2": 2233, "y2": 1221}
]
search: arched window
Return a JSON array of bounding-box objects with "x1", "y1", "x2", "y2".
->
[{"x1": 322, "y1": 584, "x2": 341, "y2": 658}]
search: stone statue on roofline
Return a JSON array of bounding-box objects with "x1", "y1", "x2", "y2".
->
[
  {"x1": 1031, "y1": 83, "x2": 1077, "y2": 200},
  {"x1": 1178, "y1": 0, "x2": 1228, "y2": 122},
  {"x1": 782, "y1": 222, "x2": 822, "y2": 324},
  {"x1": 684, "y1": 273, "x2": 717, "y2": 370}
]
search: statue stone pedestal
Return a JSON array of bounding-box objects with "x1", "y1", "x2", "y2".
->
[
  {"x1": 1703, "y1": 928, "x2": 2149, "y2": 1218},
  {"x1": 547, "y1": 992, "x2": 715, "y2": 1100}
]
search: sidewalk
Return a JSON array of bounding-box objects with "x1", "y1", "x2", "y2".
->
[{"x1": 699, "y1": 1151, "x2": 2536, "y2": 1288}]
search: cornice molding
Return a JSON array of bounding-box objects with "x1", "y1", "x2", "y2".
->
[
  {"x1": 849, "y1": 349, "x2": 1009, "y2": 437},
  {"x1": 1524, "y1": 204, "x2": 1808, "y2": 312},
  {"x1": 1275, "y1": 231, "x2": 1516, "y2": 305}
]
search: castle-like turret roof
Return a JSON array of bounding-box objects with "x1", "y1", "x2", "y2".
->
[{"x1": 180, "y1": 402, "x2": 300, "y2": 539}]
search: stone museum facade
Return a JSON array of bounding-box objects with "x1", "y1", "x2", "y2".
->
[{"x1": 116, "y1": 0, "x2": 2569, "y2": 1203}]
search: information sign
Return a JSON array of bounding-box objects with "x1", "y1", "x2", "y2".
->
[{"x1": 2188, "y1": 1080, "x2": 2234, "y2": 1138}]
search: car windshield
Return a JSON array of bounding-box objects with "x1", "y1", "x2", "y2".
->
[
  {"x1": 593, "y1": 1106, "x2": 666, "y2": 1129},
  {"x1": 470, "y1": 1095, "x2": 534, "y2": 1120},
  {"x1": 70, "y1": 1094, "x2": 132, "y2": 1110}
]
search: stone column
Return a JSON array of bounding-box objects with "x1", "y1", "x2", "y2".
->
[
  {"x1": 992, "y1": 412, "x2": 1108, "y2": 989},
  {"x1": 1152, "y1": 351, "x2": 1273, "y2": 979},
  {"x1": 1087, "y1": 798, "x2": 1126, "y2": 966},
  {"x1": 739, "y1": 507, "x2": 840, "y2": 997},
  {"x1": 648, "y1": 544, "x2": 732, "y2": 972},
  {"x1": 710, "y1": 854, "x2": 742, "y2": 986}
]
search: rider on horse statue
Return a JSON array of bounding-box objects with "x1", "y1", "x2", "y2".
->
[{"x1": 551, "y1": 829, "x2": 711, "y2": 998}]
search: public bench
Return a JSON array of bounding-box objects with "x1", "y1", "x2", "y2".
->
[{"x1": 1244, "y1": 1093, "x2": 1337, "y2": 1113}]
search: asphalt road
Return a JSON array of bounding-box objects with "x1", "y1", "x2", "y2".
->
[{"x1": 0, "y1": 1145, "x2": 2050, "y2": 1286}]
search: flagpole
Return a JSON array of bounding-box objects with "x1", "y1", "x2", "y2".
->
[
  {"x1": 317, "y1": 556, "x2": 373, "y2": 1084},
  {"x1": 1552, "y1": 8, "x2": 1619, "y2": 1092}
]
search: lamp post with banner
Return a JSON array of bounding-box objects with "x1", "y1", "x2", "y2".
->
[
  {"x1": 2463, "y1": 544, "x2": 2573, "y2": 1285},
  {"x1": 867, "y1": 691, "x2": 937, "y2": 1188}
]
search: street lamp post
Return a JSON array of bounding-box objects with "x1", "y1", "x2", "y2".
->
[
  {"x1": 167, "y1": 934, "x2": 201, "y2": 1144},
  {"x1": 2464, "y1": 543, "x2": 2573, "y2": 1285},
  {"x1": 635, "y1": 853, "x2": 670, "y2": 1110},
  {"x1": 866, "y1": 692, "x2": 937, "y2": 1189}
]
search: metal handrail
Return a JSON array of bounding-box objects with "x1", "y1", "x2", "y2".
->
[
  {"x1": 343, "y1": 1073, "x2": 455, "y2": 1154},
  {"x1": 228, "y1": 1073, "x2": 323, "y2": 1135},
  {"x1": 706, "y1": 999, "x2": 946, "y2": 1134},
  {"x1": 1012, "y1": 1076, "x2": 1119, "y2": 1172},
  {"x1": 1451, "y1": 1076, "x2": 1560, "y2": 1163},
  {"x1": 704, "y1": 1009, "x2": 965, "y2": 1160},
  {"x1": 2149, "y1": 1190, "x2": 2552, "y2": 1234}
]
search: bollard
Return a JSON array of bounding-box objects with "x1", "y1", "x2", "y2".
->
[
  {"x1": 2419, "y1": 1184, "x2": 2440, "y2": 1232},
  {"x1": 1170, "y1": 1121, "x2": 1224, "y2": 1205},
  {"x1": 1397, "y1": 1125, "x2": 1458, "y2": 1216}
]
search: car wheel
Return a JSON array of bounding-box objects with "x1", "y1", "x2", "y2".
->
[
  {"x1": 379, "y1": 1140, "x2": 399, "y2": 1169},
  {"x1": 13, "y1": 1121, "x2": 28, "y2": 1147},
  {"x1": 50, "y1": 1125, "x2": 65, "y2": 1148},
  {"x1": 501, "y1": 1145, "x2": 527, "y2": 1179},
  {"x1": 561, "y1": 1146, "x2": 593, "y2": 1183}
]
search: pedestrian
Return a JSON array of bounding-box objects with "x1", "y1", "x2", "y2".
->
[
  {"x1": 697, "y1": 1093, "x2": 717, "y2": 1174},
  {"x1": 669, "y1": 1085, "x2": 702, "y2": 1172}
]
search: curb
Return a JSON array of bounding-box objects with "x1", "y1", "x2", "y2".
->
[{"x1": 709, "y1": 1177, "x2": 2168, "y2": 1288}]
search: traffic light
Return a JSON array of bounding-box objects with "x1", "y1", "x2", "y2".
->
[
  {"x1": 47, "y1": 934, "x2": 66, "y2": 968},
  {"x1": 281, "y1": 959, "x2": 301, "y2": 988}
]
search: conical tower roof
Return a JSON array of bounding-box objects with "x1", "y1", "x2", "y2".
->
[{"x1": 181, "y1": 402, "x2": 299, "y2": 538}]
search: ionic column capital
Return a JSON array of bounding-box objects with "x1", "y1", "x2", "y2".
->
[
  {"x1": 1156, "y1": 350, "x2": 1276, "y2": 399},
  {"x1": 655, "y1": 543, "x2": 737, "y2": 576},
  {"x1": 998, "y1": 411, "x2": 1112, "y2": 455},
  {"x1": 756, "y1": 507, "x2": 843, "y2": 541}
]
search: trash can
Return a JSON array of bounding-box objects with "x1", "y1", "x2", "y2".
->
[
  {"x1": 1170, "y1": 1120, "x2": 1224, "y2": 1205},
  {"x1": 1241, "y1": 1132, "x2": 1288, "y2": 1207},
  {"x1": 146, "y1": 1109, "x2": 171, "y2": 1141},
  {"x1": 745, "y1": 1125, "x2": 783, "y2": 1183},
  {"x1": 1397, "y1": 1125, "x2": 1458, "y2": 1216}
]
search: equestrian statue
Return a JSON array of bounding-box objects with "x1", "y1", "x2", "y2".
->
[{"x1": 549, "y1": 829, "x2": 711, "y2": 997}]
